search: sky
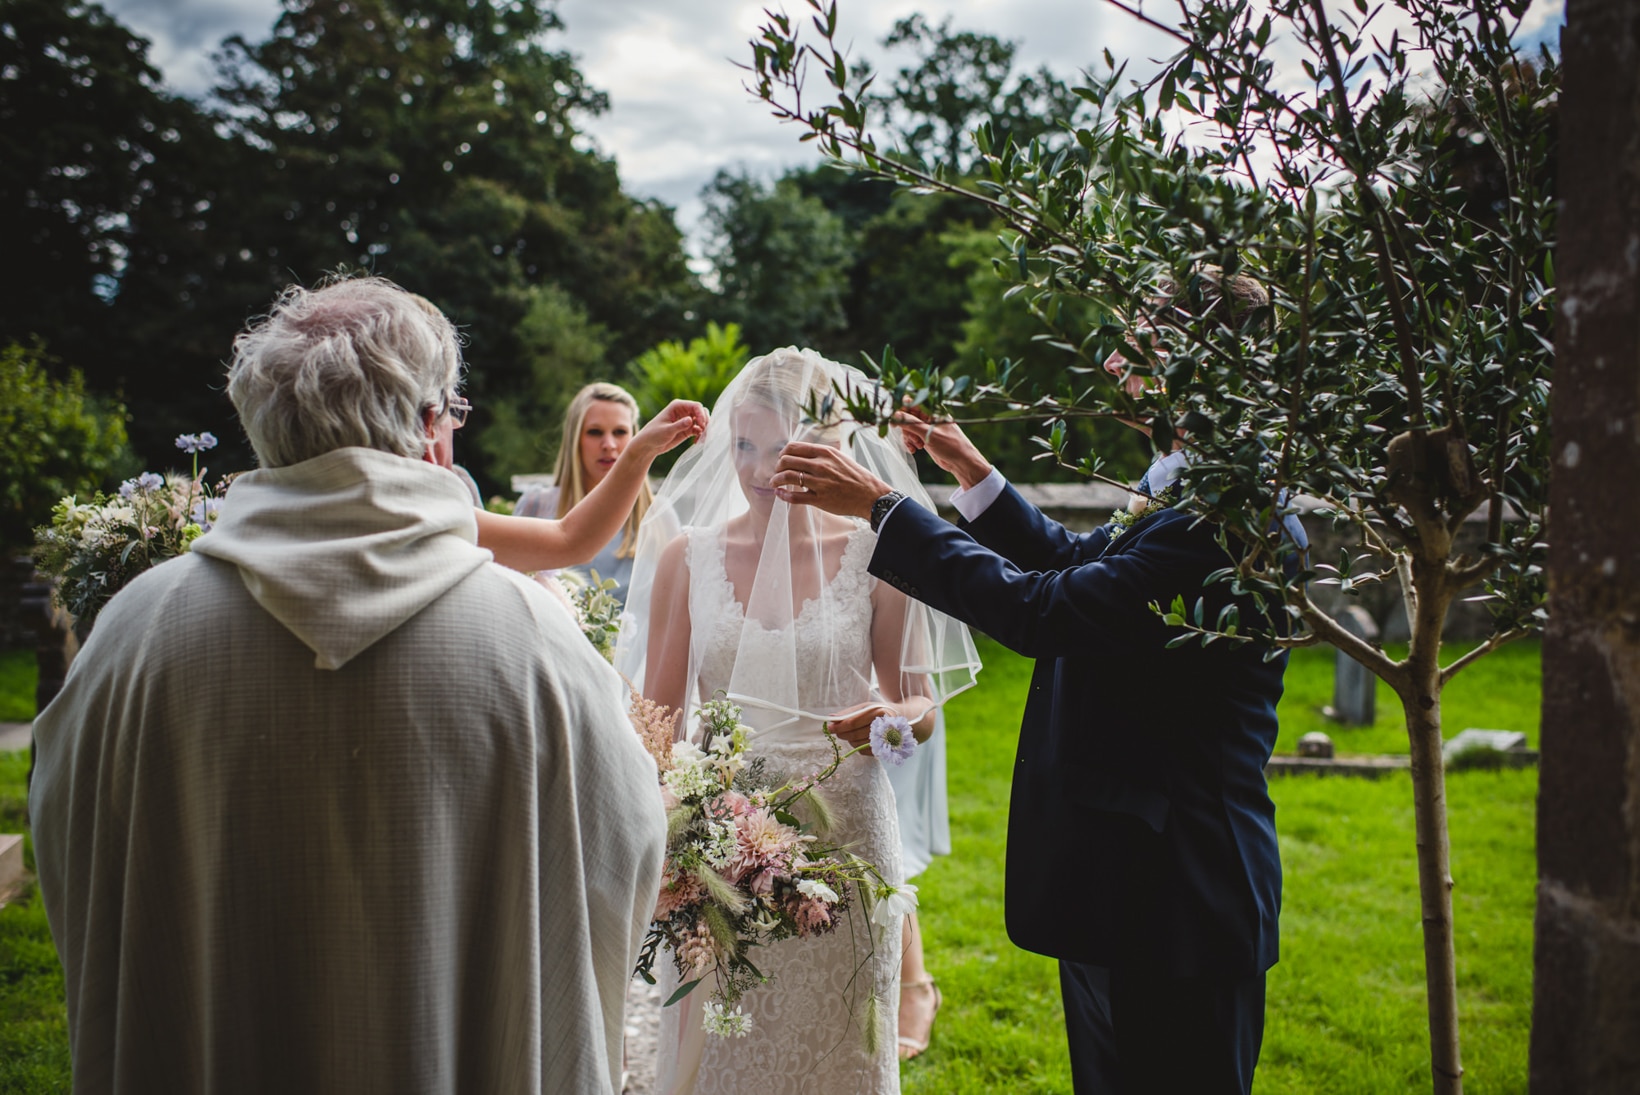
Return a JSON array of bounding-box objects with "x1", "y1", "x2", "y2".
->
[{"x1": 100, "y1": 0, "x2": 1565, "y2": 257}]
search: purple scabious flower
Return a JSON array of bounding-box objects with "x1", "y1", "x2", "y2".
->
[
  {"x1": 869, "y1": 714, "x2": 917, "y2": 766},
  {"x1": 175, "y1": 432, "x2": 218, "y2": 453},
  {"x1": 117, "y1": 472, "x2": 165, "y2": 499}
]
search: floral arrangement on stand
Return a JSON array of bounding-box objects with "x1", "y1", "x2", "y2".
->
[
  {"x1": 627, "y1": 693, "x2": 919, "y2": 1041},
  {"x1": 33, "y1": 432, "x2": 230, "y2": 626}
]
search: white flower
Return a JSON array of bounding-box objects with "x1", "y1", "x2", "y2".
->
[
  {"x1": 662, "y1": 760, "x2": 717, "y2": 802},
  {"x1": 701, "y1": 820, "x2": 738, "y2": 868},
  {"x1": 671, "y1": 740, "x2": 706, "y2": 766},
  {"x1": 871, "y1": 882, "x2": 919, "y2": 928},
  {"x1": 750, "y1": 905, "x2": 783, "y2": 935},
  {"x1": 702, "y1": 1001, "x2": 753, "y2": 1038},
  {"x1": 796, "y1": 879, "x2": 840, "y2": 904}
]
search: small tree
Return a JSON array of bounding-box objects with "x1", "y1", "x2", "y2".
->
[
  {"x1": 749, "y1": 2, "x2": 1556, "y2": 1091},
  {"x1": 0, "y1": 340, "x2": 135, "y2": 557}
]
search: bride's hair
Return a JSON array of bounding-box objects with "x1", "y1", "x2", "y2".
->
[{"x1": 735, "y1": 348, "x2": 845, "y2": 444}]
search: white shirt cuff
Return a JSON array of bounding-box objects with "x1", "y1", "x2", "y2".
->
[{"x1": 949, "y1": 467, "x2": 1007, "y2": 523}]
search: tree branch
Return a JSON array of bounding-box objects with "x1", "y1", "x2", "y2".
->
[
  {"x1": 1439, "y1": 627, "x2": 1528, "y2": 688},
  {"x1": 1295, "y1": 586, "x2": 1407, "y2": 690}
]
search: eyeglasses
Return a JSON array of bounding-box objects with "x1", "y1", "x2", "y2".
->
[{"x1": 444, "y1": 395, "x2": 472, "y2": 429}]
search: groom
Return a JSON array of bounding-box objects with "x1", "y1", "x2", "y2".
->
[{"x1": 774, "y1": 272, "x2": 1294, "y2": 1093}]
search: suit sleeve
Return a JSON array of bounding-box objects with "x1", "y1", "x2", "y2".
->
[
  {"x1": 872, "y1": 499, "x2": 1223, "y2": 661},
  {"x1": 960, "y1": 481, "x2": 1111, "y2": 572}
]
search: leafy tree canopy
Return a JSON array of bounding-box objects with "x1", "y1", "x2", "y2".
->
[{"x1": 0, "y1": 339, "x2": 136, "y2": 556}]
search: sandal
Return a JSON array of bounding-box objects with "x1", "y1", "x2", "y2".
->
[{"x1": 897, "y1": 976, "x2": 942, "y2": 1060}]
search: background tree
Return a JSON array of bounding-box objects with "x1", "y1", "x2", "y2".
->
[
  {"x1": 0, "y1": 340, "x2": 135, "y2": 557},
  {"x1": 751, "y1": 2, "x2": 1556, "y2": 1091},
  {"x1": 874, "y1": 13, "x2": 1091, "y2": 171},
  {"x1": 472, "y1": 284, "x2": 611, "y2": 483},
  {"x1": 626, "y1": 321, "x2": 751, "y2": 419},
  {"x1": 699, "y1": 169, "x2": 854, "y2": 355},
  {"x1": 0, "y1": 0, "x2": 236, "y2": 459},
  {"x1": 210, "y1": 0, "x2": 698, "y2": 489},
  {"x1": 1, "y1": 0, "x2": 698, "y2": 489}
]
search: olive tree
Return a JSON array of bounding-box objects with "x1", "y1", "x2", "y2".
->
[{"x1": 747, "y1": 2, "x2": 1556, "y2": 1091}]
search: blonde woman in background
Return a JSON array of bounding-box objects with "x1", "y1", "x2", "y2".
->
[{"x1": 514, "y1": 382, "x2": 653, "y2": 603}]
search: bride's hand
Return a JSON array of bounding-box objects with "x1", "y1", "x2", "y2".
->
[
  {"x1": 627, "y1": 399, "x2": 709, "y2": 462},
  {"x1": 822, "y1": 702, "x2": 893, "y2": 751}
]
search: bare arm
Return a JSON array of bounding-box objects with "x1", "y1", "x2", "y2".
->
[
  {"x1": 643, "y1": 532, "x2": 693, "y2": 736},
  {"x1": 825, "y1": 579, "x2": 938, "y2": 749},
  {"x1": 480, "y1": 399, "x2": 707, "y2": 572}
]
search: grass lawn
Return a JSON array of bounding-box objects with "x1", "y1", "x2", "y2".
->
[
  {"x1": 0, "y1": 648, "x2": 37, "y2": 723},
  {"x1": 0, "y1": 636, "x2": 1536, "y2": 1093}
]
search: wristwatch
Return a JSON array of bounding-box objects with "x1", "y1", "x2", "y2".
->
[{"x1": 870, "y1": 490, "x2": 907, "y2": 532}]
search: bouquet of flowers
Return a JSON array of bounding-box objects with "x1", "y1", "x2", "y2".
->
[
  {"x1": 554, "y1": 568, "x2": 622, "y2": 662},
  {"x1": 33, "y1": 432, "x2": 229, "y2": 626},
  {"x1": 629, "y1": 693, "x2": 919, "y2": 1039}
]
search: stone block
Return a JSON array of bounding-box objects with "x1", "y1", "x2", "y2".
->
[
  {"x1": 1297, "y1": 731, "x2": 1335, "y2": 758},
  {"x1": 0, "y1": 833, "x2": 23, "y2": 898}
]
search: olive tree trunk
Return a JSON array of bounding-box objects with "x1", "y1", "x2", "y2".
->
[{"x1": 1402, "y1": 557, "x2": 1463, "y2": 1094}]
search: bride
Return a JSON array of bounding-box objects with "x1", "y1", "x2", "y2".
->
[{"x1": 618, "y1": 348, "x2": 979, "y2": 1094}]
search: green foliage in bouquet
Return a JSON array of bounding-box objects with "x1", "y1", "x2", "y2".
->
[{"x1": 567, "y1": 569, "x2": 622, "y2": 662}]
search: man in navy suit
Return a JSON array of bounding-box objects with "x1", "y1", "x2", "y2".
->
[{"x1": 774, "y1": 272, "x2": 1296, "y2": 1093}]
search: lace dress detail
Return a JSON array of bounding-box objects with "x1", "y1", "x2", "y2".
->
[{"x1": 656, "y1": 525, "x2": 903, "y2": 1095}]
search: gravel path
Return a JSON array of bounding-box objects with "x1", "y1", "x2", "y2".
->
[{"x1": 622, "y1": 976, "x2": 663, "y2": 1094}]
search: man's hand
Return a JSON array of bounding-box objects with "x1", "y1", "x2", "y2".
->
[
  {"x1": 772, "y1": 442, "x2": 891, "y2": 519},
  {"x1": 894, "y1": 411, "x2": 992, "y2": 490},
  {"x1": 628, "y1": 399, "x2": 709, "y2": 461}
]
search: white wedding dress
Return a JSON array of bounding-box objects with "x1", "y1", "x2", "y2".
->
[{"x1": 656, "y1": 524, "x2": 903, "y2": 1095}]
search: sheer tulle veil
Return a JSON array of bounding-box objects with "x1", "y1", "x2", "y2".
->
[{"x1": 615, "y1": 347, "x2": 980, "y2": 737}]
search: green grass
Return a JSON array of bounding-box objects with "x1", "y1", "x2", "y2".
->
[
  {"x1": 0, "y1": 750, "x2": 70, "y2": 1094},
  {"x1": 1276, "y1": 639, "x2": 1541, "y2": 756},
  {"x1": 0, "y1": 635, "x2": 1536, "y2": 1094},
  {"x1": 0, "y1": 649, "x2": 37, "y2": 723}
]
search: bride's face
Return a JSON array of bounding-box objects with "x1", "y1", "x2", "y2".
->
[{"x1": 732, "y1": 401, "x2": 794, "y2": 513}]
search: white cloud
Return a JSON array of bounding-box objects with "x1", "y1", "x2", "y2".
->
[{"x1": 105, "y1": 0, "x2": 280, "y2": 96}]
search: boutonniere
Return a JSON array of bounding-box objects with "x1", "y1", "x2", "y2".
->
[{"x1": 1107, "y1": 485, "x2": 1178, "y2": 542}]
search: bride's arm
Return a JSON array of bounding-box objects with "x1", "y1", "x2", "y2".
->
[
  {"x1": 644, "y1": 532, "x2": 694, "y2": 738},
  {"x1": 823, "y1": 579, "x2": 938, "y2": 750},
  {"x1": 477, "y1": 399, "x2": 707, "y2": 572},
  {"x1": 868, "y1": 579, "x2": 939, "y2": 741}
]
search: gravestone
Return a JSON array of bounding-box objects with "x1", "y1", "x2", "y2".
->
[
  {"x1": 1323, "y1": 605, "x2": 1380, "y2": 726},
  {"x1": 1443, "y1": 728, "x2": 1530, "y2": 762},
  {"x1": 1297, "y1": 731, "x2": 1335, "y2": 758}
]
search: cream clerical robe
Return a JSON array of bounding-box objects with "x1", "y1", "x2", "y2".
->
[{"x1": 30, "y1": 447, "x2": 665, "y2": 1095}]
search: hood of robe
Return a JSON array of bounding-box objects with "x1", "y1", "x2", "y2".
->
[{"x1": 192, "y1": 447, "x2": 492, "y2": 670}]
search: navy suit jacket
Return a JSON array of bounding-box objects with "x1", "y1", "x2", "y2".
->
[{"x1": 871, "y1": 485, "x2": 1284, "y2": 978}]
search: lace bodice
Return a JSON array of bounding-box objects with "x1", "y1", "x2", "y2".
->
[{"x1": 687, "y1": 523, "x2": 877, "y2": 734}]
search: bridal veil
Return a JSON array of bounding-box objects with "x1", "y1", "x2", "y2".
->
[{"x1": 615, "y1": 347, "x2": 980, "y2": 737}]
